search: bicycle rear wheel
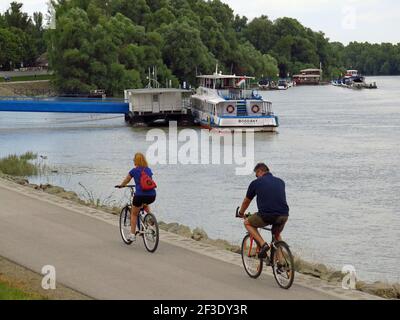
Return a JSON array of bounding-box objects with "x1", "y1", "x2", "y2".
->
[
  {"x1": 241, "y1": 234, "x2": 263, "y2": 279},
  {"x1": 119, "y1": 206, "x2": 133, "y2": 245},
  {"x1": 142, "y1": 213, "x2": 159, "y2": 253},
  {"x1": 271, "y1": 241, "x2": 295, "y2": 289}
]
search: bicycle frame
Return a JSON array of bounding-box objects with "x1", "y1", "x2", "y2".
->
[
  {"x1": 246, "y1": 227, "x2": 274, "y2": 260},
  {"x1": 118, "y1": 185, "x2": 149, "y2": 234}
]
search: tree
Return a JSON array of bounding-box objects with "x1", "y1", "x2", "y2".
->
[
  {"x1": 42, "y1": 0, "x2": 400, "y2": 96},
  {"x1": 110, "y1": 0, "x2": 150, "y2": 26},
  {"x1": 243, "y1": 15, "x2": 274, "y2": 54},
  {"x1": 233, "y1": 42, "x2": 278, "y2": 78},
  {"x1": 4, "y1": 2, "x2": 31, "y2": 31},
  {"x1": 0, "y1": 27, "x2": 24, "y2": 69},
  {"x1": 147, "y1": 7, "x2": 175, "y2": 31},
  {"x1": 233, "y1": 14, "x2": 247, "y2": 33},
  {"x1": 161, "y1": 20, "x2": 215, "y2": 84},
  {"x1": 48, "y1": 7, "x2": 93, "y2": 93}
]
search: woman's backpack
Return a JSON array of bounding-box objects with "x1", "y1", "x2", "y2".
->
[{"x1": 140, "y1": 169, "x2": 157, "y2": 191}]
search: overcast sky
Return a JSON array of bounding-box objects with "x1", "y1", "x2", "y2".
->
[{"x1": 0, "y1": 0, "x2": 398, "y2": 44}]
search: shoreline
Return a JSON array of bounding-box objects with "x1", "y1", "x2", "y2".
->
[{"x1": 0, "y1": 172, "x2": 398, "y2": 300}]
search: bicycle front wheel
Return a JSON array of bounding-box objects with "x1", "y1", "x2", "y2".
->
[
  {"x1": 271, "y1": 241, "x2": 295, "y2": 289},
  {"x1": 119, "y1": 206, "x2": 133, "y2": 245},
  {"x1": 241, "y1": 234, "x2": 263, "y2": 279},
  {"x1": 142, "y1": 213, "x2": 159, "y2": 253}
]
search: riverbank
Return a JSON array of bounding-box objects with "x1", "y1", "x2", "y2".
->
[
  {"x1": 0, "y1": 80, "x2": 54, "y2": 97},
  {"x1": 0, "y1": 172, "x2": 398, "y2": 300}
]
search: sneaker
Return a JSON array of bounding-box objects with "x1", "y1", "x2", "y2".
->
[
  {"x1": 258, "y1": 243, "x2": 270, "y2": 259},
  {"x1": 128, "y1": 234, "x2": 136, "y2": 242}
]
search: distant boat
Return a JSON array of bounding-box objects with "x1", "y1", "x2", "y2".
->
[
  {"x1": 258, "y1": 78, "x2": 278, "y2": 90},
  {"x1": 332, "y1": 70, "x2": 377, "y2": 89},
  {"x1": 293, "y1": 68, "x2": 322, "y2": 85},
  {"x1": 277, "y1": 79, "x2": 293, "y2": 90}
]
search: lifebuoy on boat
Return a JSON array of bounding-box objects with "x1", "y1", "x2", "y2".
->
[
  {"x1": 226, "y1": 105, "x2": 235, "y2": 114},
  {"x1": 251, "y1": 105, "x2": 260, "y2": 113}
]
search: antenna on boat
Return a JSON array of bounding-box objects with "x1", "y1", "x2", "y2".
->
[{"x1": 146, "y1": 66, "x2": 160, "y2": 89}]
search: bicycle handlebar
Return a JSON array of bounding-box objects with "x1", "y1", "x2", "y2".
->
[
  {"x1": 235, "y1": 206, "x2": 251, "y2": 219},
  {"x1": 114, "y1": 185, "x2": 136, "y2": 189}
]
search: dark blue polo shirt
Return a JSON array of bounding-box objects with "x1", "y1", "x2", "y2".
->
[{"x1": 246, "y1": 173, "x2": 289, "y2": 219}]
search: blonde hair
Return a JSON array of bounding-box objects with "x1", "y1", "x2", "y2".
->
[{"x1": 134, "y1": 153, "x2": 148, "y2": 168}]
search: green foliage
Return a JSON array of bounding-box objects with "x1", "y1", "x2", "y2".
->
[
  {"x1": 0, "y1": 2, "x2": 45, "y2": 69},
  {"x1": 0, "y1": 74, "x2": 52, "y2": 82},
  {"x1": 161, "y1": 20, "x2": 215, "y2": 83},
  {"x1": 242, "y1": 14, "x2": 400, "y2": 78},
  {"x1": 0, "y1": 152, "x2": 38, "y2": 176},
  {"x1": 3, "y1": 1, "x2": 31, "y2": 31},
  {"x1": 341, "y1": 42, "x2": 400, "y2": 75},
  {"x1": 2, "y1": 0, "x2": 398, "y2": 96},
  {"x1": 0, "y1": 281, "x2": 43, "y2": 300}
]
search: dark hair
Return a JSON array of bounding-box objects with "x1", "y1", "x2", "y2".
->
[{"x1": 254, "y1": 163, "x2": 269, "y2": 173}]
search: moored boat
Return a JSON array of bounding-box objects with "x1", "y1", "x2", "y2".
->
[
  {"x1": 190, "y1": 71, "x2": 279, "y2": 132},
  {"x1": 332, "y1": 70, "x2": 377, "y2": 89}
]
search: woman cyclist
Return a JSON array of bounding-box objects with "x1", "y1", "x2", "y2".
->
[{"x1": 117, "y1": 153, "x2": 156, "y2": 243}]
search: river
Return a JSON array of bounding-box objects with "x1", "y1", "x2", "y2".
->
[{"x1": 1, "y1": 76, "x2": 399, "y2": 283}]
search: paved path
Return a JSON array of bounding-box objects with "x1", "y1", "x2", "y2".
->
[{"x1": 0, "y1": 180, "x2": 377, "y2": 300}]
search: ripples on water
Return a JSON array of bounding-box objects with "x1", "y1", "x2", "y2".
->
[{"x1": 0, "y1": 76, "x2": 399, "y2": 283}]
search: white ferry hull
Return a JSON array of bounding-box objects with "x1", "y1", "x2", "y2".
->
[{"x1": 193, "y1": 110, "x2": 279, "y2": 132}]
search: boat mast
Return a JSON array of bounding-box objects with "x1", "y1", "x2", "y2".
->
[{"x1": 214, "y1": 63, "x2": 218, "y2": 89}]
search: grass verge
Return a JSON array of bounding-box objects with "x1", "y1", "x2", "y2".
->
[
  {"x1": 0, "y1": 74, "x2": 52, "y2": 82},
  {"x1": 0, "y1": 279, "x2": 44, "y2": 300},
  {"x1": 0, "y1": 152, "x2": 39, "y2": 176}
]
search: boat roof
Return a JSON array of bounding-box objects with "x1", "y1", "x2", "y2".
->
[
  {"x1": 125, "y1": 88, "x2": 191, "y2": 95},
  {"x1": 293, "y1": 74, "x2": 321, "y2": 78},
  {"x1": 197, "y1": 73, "x2": 255, "y2": 80},
  {"x1": 300, "y1": 69, "x2": 321, "y2": 72}
]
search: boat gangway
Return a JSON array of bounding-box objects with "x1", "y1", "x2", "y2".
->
[{"x1": 0, "y1": 97, "x2": 129, "y2": 114}]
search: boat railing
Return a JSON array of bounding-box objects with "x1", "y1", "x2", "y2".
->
[
  {"x1": 264, "y1": 101, "x2": 273, "y2": 115},
  {"x1": 217, "y1": 89, "x2": 263, "y2": 100}
]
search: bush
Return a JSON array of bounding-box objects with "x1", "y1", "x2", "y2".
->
[{"x1": 0, "y1": 152, "x2": 38, "y2": 176}]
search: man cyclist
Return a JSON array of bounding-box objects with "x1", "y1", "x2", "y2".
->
[{"x1": 238, "y1": 163, "x2": 289, "y2": 259}]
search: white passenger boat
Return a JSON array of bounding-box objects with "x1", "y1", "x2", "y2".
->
[{"x1": 190, "y1": 72, "x2": 279, "y2": 132}]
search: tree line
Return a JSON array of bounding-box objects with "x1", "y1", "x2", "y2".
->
[
  {"x1": 0, "y1": 1, "x2": 399, "y2": 95},
  {"x1": 0, "y1": 2, "x2": 45, "y2": 70}
]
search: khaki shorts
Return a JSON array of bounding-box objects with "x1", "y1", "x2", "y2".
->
[{"x1": 247, "y1": 213, "x2": 288, "y2": 237}]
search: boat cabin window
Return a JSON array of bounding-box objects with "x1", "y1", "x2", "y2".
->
[
  {"x1": 200, "y1": 77, "x2": 249, "y2": 89},
  {"x1": 201, "y1": 78, "x2": 215, "y2": 88}
]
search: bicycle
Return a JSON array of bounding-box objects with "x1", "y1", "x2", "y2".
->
[
  {"x1": 115, "y1": 185, "x2": 159, "y2": 253},
  {"x1": 235, "y1": 208, "x2": 295, "y2": 289}
]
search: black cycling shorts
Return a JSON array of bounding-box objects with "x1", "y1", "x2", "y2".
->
[{"x1": 132, "y1": 195, "x2": 156, "y2": 208}]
